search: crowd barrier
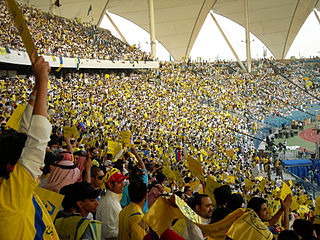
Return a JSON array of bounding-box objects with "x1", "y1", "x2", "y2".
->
[{"x1": 0, "y1": 48, "x2": 159, "y2": 69}]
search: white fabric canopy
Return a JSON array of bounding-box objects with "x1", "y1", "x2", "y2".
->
[{"x1": 20, "y1": 0, "x2": 319, "y2": 60}]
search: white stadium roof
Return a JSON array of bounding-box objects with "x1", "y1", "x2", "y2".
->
[{"x1": 20, "y1": 0, "x2": 320, "y2": 60}]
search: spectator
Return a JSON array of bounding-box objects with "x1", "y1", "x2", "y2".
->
[
  {"x1": 96, "y1": 168, "x2": 126, "y2": 240},
  {"x1": 0, "y1": 51, "x2": 59, "y2": 239},
  {"x1": 118, "y1": 180, "x2": 148, "y2": 239},
  {"x1": 55, "y1": 182, "x2": 101, "y2": 240}
]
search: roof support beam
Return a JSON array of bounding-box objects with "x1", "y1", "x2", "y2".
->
[
  {"x1": 148, "y1": 0, "x2": 156, "y2": 58},
  {"x1": 105, "y1": 12, "x2": 129, "y2": 45},
  {"x1": 210, "y1": 12, "x2": 246, "y2": 72},
  {"x1": 315, "y1": 9, "x2": 320, "y2": 25},
  {"x1": 97, "y1": 0, "x2": 111, "y2": 27},
  {"x1": 244, "y1": 0, "x2": 252, "y2": 73}
]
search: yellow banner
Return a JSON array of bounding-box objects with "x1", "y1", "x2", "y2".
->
[
  {"x1": 205, "y1": 176, "x2": 221, "y2": 206},
  {"x1": 121, "y1": 130, "x2": 131, "y2": 144},
  {"x1": 6, "y1": 104, "x2": 26, "y2": 131},
  {"x1": 141, "y1": 196, "x2": 246, "y2": 240},
  {"x1": 63, "y1": 126, "x2": 79, "y2": 139},
  {"x1": 314, "y1": 197, "x2": 320, "y2": 224},
  {"x1": 227, "y1": 210, "x2": 273, "y2": 240},
  {"x1": 226, "y1": 149, "x2": 234, "y2": 157},
  {"x1": 280, "y1": 182, "x2": 292, "y2": 201},
  {"x1": 187, "y1": 155, "x2": 204, "y2": 181},
  {"x1": 162, "y1": 165, "x2": 176, "y2": 182},
  {"x1": 34, "y1": 187, "x2": 64, "y2": 220},
  {"x1": 174, "y1": 169, "x2": 184, "y2": 188},
  {"x1": 5, "y1": 0, "x2": 37, "y2": 59}
]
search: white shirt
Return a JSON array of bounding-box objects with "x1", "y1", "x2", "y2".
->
[{"x1": 96, "y1": 189, "x2": 122, "y2": 240}]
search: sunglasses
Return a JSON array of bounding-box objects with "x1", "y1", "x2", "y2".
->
[{"x1": 97, "y1": 175, "x2": 104, "y2": 180}]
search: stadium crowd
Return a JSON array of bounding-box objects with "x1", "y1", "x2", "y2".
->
[
  {"x1": 1, "y1": 2, "x2": 320, "y2": 240},
  {"x1": 1, "y1": 56, "x2": 320, "y2": 239},
  {"x1": 0, "y1": 0, "x2": 152, "y2": 61}
]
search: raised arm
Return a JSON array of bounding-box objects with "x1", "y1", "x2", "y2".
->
[
  {"x1": 19, "y1": 51, "x2": 52, "y2": 179},
  {"x1": 131, "y1": 147, "x2": 145, "y2": 170}
]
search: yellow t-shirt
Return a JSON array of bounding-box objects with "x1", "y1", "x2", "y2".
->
[
  {"x1": 0, "y1": 162, "x2": 59, "y2": 240},
  {"x1": 118, "y1": 202, "x2": 146, "y2": 240}
]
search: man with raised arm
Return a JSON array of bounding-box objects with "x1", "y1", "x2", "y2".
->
[{"x1": 0, "y1": 51, "x2": 59, "y2": 239}]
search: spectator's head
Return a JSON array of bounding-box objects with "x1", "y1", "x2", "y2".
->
[
  {"x1": 90, "y1": 166, "x2": 105, "y2": 190},
  {"x1": 155, "y1": 172, "x2": 166, "y2": 185},
  {"x1": 247, "y1": 197, "x2": 269, "y2": 221},
  {"x1": 293, "y1": 219, "x2": 315, "y2": 239},
  {"x1": 278, "y1": 230, "x2": 299, "y2": 240},
  {"x1": 0, "y1": 132, "x2": 27, "y2": 178},
  {"x1": 42, "y1": 151, "x2": 61, "y2": 175},
  {"x1": 129, "y1": 165, "x2": 143, "y2": 182},
  {"x1": 191, "y1": 193, "x2": 213, "y2": 219},
  {"x1": 103, "y1": 167, "x2": 126, "y2": 194},
  {"x1": 226, "y1": 193, "x2": 244, "y2": 211},
  {"x1": 184, "y1": 186, "x2": 192, "y2": 197},
  {"x1": 214, "y1": 185, "x2": 232, "y2": 207},
  {"x1": 128, "y1": 180, "x2": 147, "y2": 204},
  {"x1": 174, "y1": 191, "x2": 185, "y2": 200},
  {"x1": 61, "y1": 182, "x2": 100, "y2": 217}
]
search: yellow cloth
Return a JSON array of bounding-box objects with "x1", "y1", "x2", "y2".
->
[
  {"x1": 141, "y1": 196, "x2": 246, "y2": 240},
  {"x1": 0, "y1": 162, "x2": 59, "y2": 240},
  {"x1": 118, "y1": 202, "x2": 146, "y2": 240},
  {"x1": 227, "y1": 210, "x2": 273, "y2": 240}
]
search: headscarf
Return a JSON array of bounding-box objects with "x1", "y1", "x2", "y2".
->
[{"x1": 42, "y1": 152, "x2": 80, "y2": 193}]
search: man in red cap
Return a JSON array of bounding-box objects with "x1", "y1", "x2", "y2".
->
[{"x1": 96, "y1": 168, "x2": 127, "y2": 240}]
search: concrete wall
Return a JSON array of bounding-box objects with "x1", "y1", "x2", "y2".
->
[{"x1": 0, "y1": 50, "x2": 159, "y2": 69}]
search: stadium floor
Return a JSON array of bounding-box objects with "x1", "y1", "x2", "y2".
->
[{"x1": 274, "y1": 124, "x2": 317, "y2": 155}]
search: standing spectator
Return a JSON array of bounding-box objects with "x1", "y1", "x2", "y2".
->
[
  {"x1": 90, "y1": 165, "x2": 105, "y2": 190},
  {"x1": 121, "y1": 147, "x2": 149, "y2": 214},
  {"x1": 181, "y1": 193, "x2": 213, "y2": 240},
  {"x1": 54, "y1": 182, "x2": 101, "y2": 240},
  {"x1": 0, "y1": 51, "x2": 59, "y2": 239},
  {"x1": 96, "y1": 168, "x2": 126, "y2": 240},
  {"x1": 118, "y1": 181, "x2": 148, "y2": 240}
]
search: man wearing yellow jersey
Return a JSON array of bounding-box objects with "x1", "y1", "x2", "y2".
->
[
  {"x1": 0, "y1": 51, "x2": 59, "y2": 239},
  {"x1": 118, "y1": 180, "x2": 147, "y2": 240}
]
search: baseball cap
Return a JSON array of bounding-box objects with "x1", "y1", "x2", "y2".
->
[{"x1": 104, "y1": 168, "x2": 127, "y2": 183}]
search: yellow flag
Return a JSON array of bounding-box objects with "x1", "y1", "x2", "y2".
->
[
  {"x1": 162, "y1": 165, "x2": 176, "y2": 182},
  {"x1": 107, "y1": 141, "x2": 118, "y2": 155},
  {"x1": 227, "y1": 210, "x2": 273, "y2": 240},
  {"x1": 172, "y1": 218, "x2": 186, "y2": 236},
  {"x1": 34, "y1": 187, "x2": 64, "y2": 220},
  {"x1": 63, "y1": 126, "x2": 79, "y2": 139},
  {"x1": 187, "y1": 155, "x2": 204, "y2": 181},
  {"x1": 205, "y1": 176, "x2": 221, "y2": 206},
  {"x1": 280, "y1": 182, "x2": 292, "y2": 201},
  {"x1": 121, "y1": 130, "x2": 131, "y2": 144},
  {"x1": 6, "y1": 0, "x2": 37, "y2": 58},
  {"x1": 314, "y1": 197, "x2": 320, "y2": 224},
  {"x1": 6, "y1": 104, "x2": 26, "y2": 131},
  {"x1": 141, "y1": 196, "x2": 246, "y2": 240}
]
